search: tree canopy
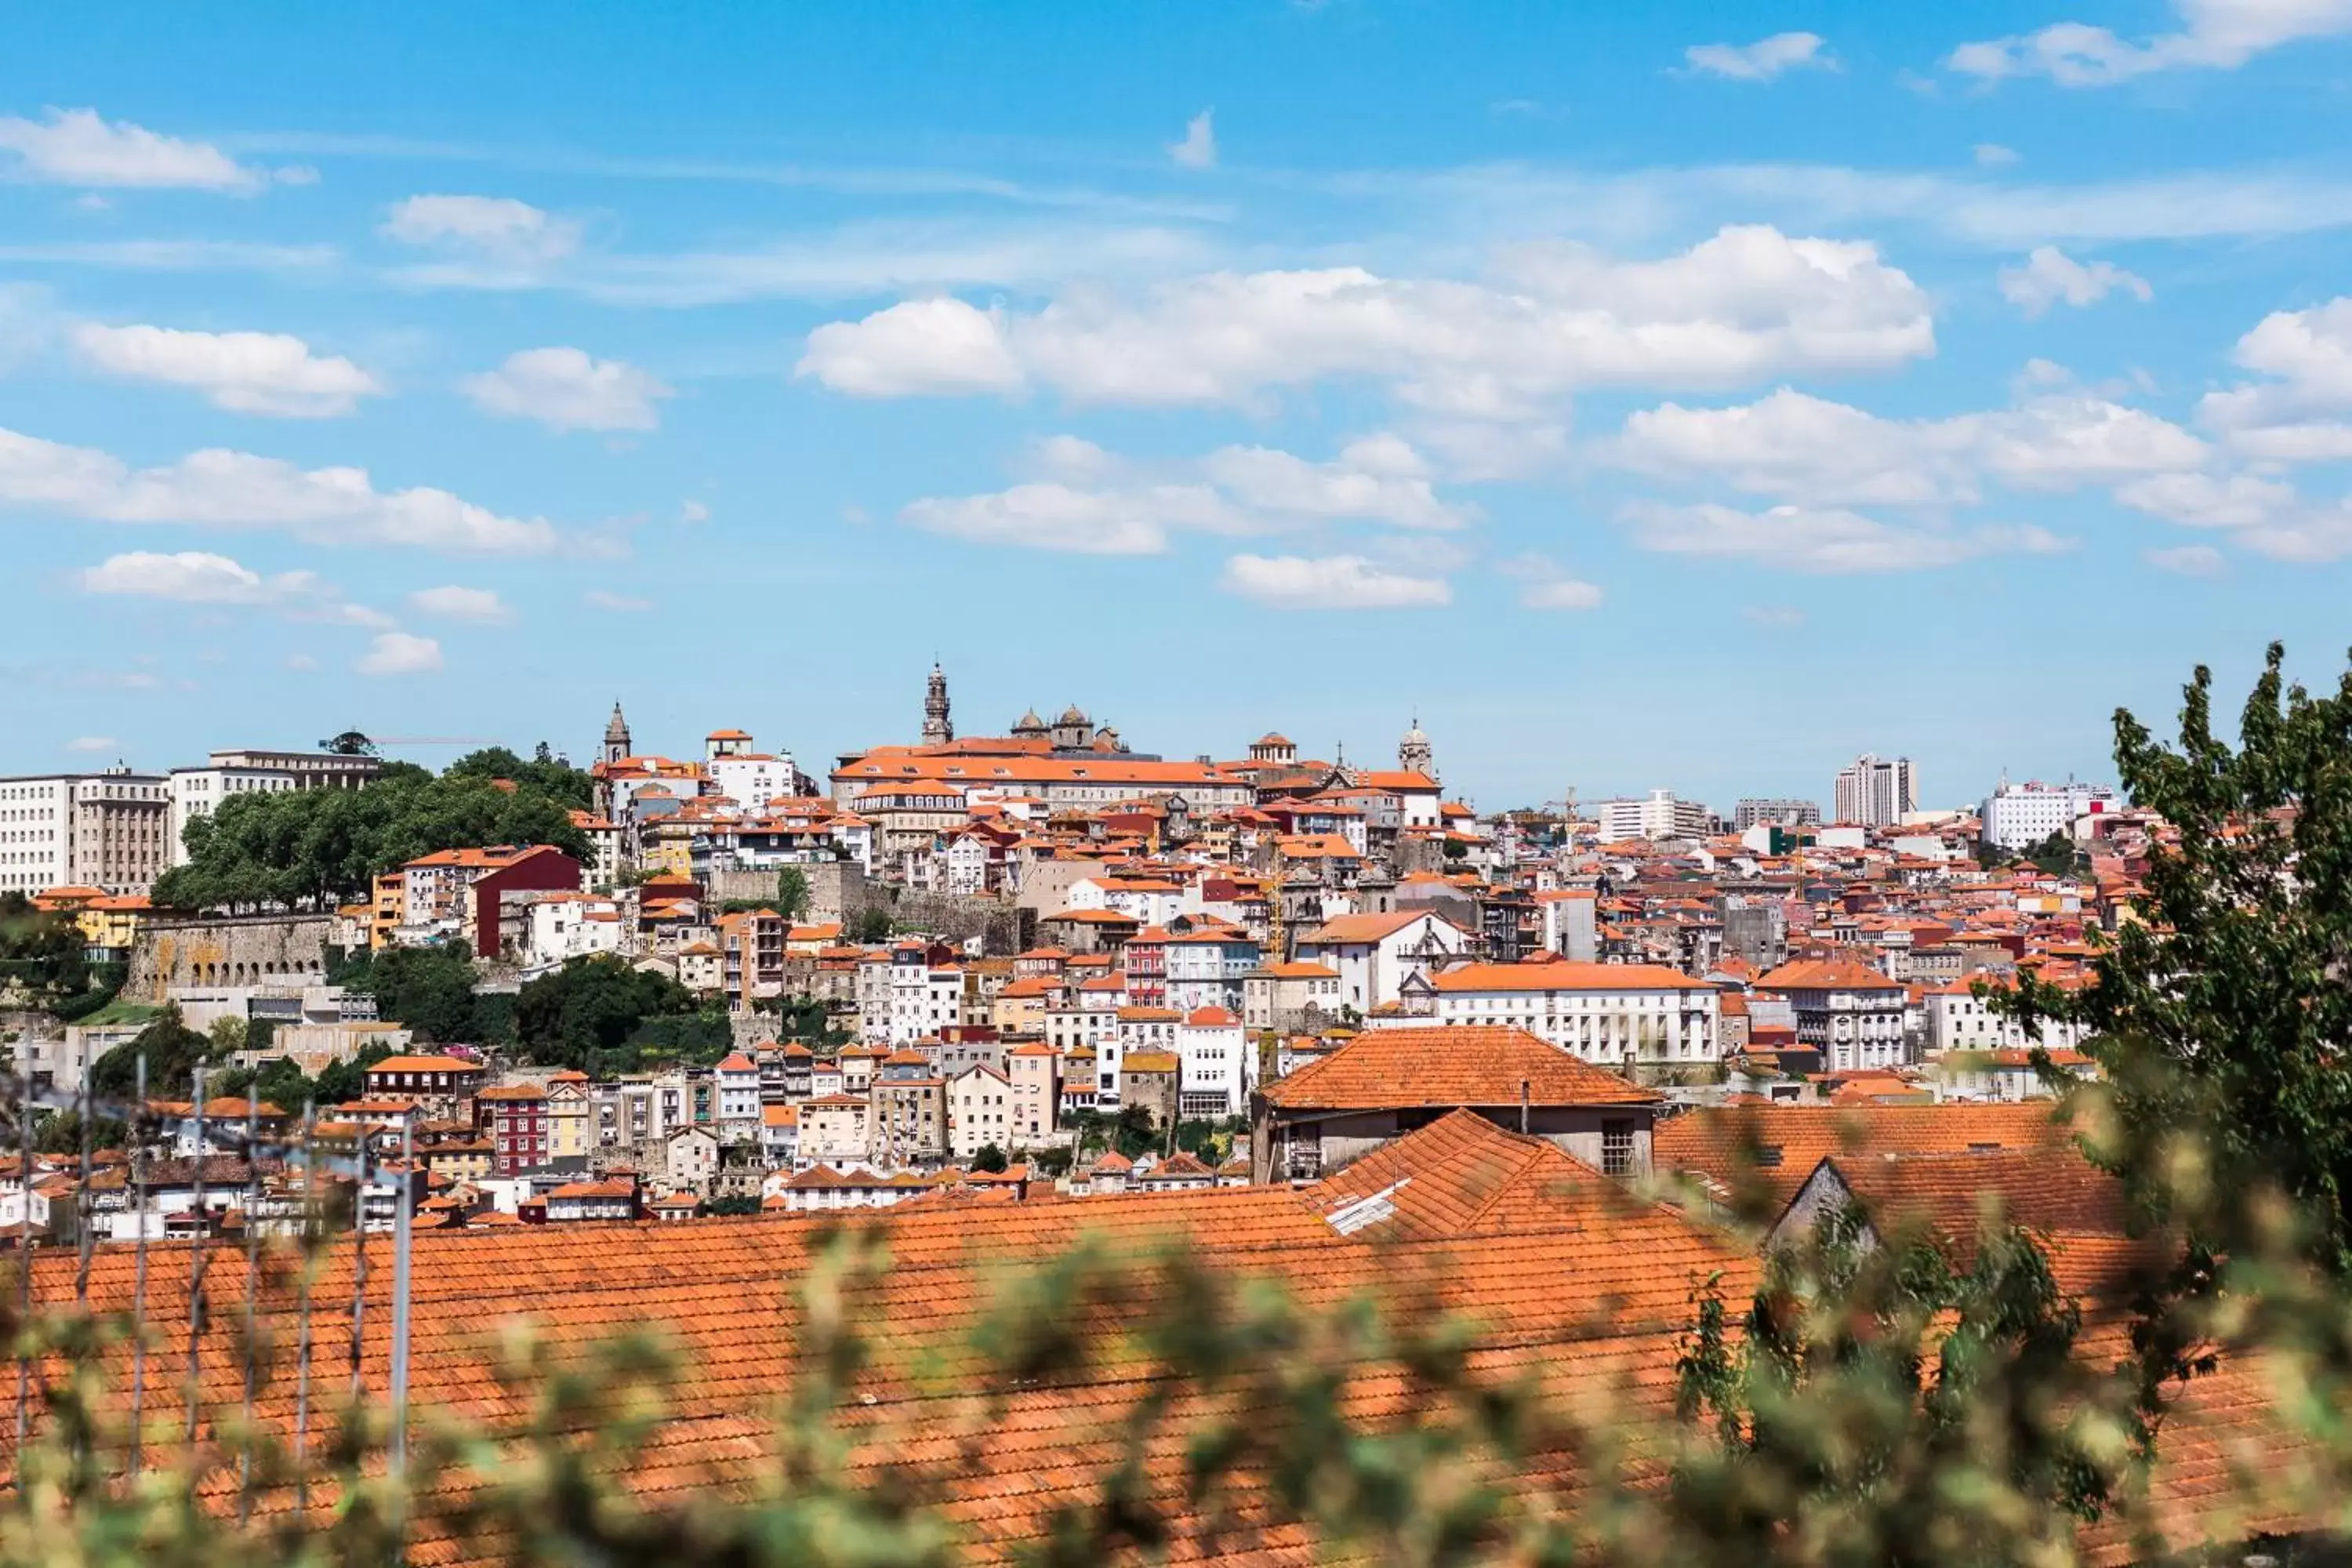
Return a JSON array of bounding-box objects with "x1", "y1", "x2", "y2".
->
[
  {"x1": 153, "y1": 753, "x2": 592, "y2": 912},
  {"x1": 514, "y1": 955, "x2": 702, "y2": 1073}
]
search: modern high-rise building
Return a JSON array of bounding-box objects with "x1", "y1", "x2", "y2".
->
[
  {"x1": 1733, "y1": 797, "x2": 1822, "y2": 831},
  {"x1": 0, "y1": 768, "x2": 169, "y2": 896},
  {"x1": 1594, "y1": 789, "x2": 1712, "y2": 843},
  {"x1": 1834, "y1": 754, "x2": 1917, "y2": 828},
  {"x1": 1979, "y1": 779, "x2": 2118, "y2": 850}
]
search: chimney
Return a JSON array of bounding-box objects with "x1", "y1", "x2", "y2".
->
[{"x1": 1519, "y1": 1078, "x2": 1530, "y2": 1134}]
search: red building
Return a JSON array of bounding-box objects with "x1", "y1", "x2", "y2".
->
[
  {"x1": 477, "y1": 1083, "x2": 550, "y2": 1176},
  {"x1": 470, "y1": 844, "x2": 585, "y2": 960}
]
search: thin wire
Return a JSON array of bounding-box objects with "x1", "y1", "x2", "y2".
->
[
  {"x1": 292, "y1": 1098, "x2": 315, "y2": 1517},
  {"x1": 348, "y1": 1140, "x2": 368, "y2": 1401},
  {"x1": 182, "y1": 1066, "x2": 210, "y2": 1450},
  {"x1": 14, "y1": 1068, "x2": 34, "y2": 1468},
  {"x1": 129, "y1": 1054, "x2": 148, "y2": 1476},
  {"x1": 389, "y1": 1118, "x2": 413, "y2": 1495},
  {"x1": 74, "y1": 1060, "x2": 94, "y2": 1308},
  {"x1": 237, "y1": 1094, "x2": 259, "y2": 1526}
]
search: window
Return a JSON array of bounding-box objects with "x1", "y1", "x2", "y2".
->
[{"x1": 1600, "y1": 1119, "x2": 1635, "y2": 1177}]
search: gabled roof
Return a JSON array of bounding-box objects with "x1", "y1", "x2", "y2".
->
[
  {"x1": 1262, "y1": 1026, "x2": 1661, "y2": 1111},
  {"x1": 1654, "y1": 1101, "x2": 2067, "y2": 1203},
  {"x1": 1755, "y1": 958, "x2": 1904, "y2": 993},
  {"x1": 1299, "y1": 909, "x2": 1463, "y2": 946},
  {"x1": 1302, "y1": 1109, "x2": 1738, "y2": 1254}
]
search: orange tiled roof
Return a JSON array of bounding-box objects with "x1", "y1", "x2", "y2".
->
[
  {"x1": 1431, "y1": 960, "x2": 1708, "y2": 993},
  {"x1": 1655, "y1": 1101, "x2": 2067, "y2": 1203},
  {"x1": 1262, "y1": 1026, "x2": 1661, "y2": 1111}
]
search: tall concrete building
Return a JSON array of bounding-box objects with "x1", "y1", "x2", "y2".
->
[
  {"x1": 1733, "y1": 798, "x2": 1822, "y2": 831},
  {"x1": 0, "y1": 767, "x2": 169, "y2": 897},
  {"x1": 1833, "y1": 754, "x2": 1917, "y2": 828}
]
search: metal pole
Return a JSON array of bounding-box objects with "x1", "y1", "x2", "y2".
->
[
  {"x1": 292, "y1": 1098, "x2": 315, "y2": 1515},
  {"x1": 74, "y1": 1060, "x2": 93, "y2": 1308},
  {"x1": 389, "y1": 1118, "x2": 413, "y2": 1486},
  {"x1": 237, "y1": 1094, "x2": 260, "y2": 1524},
  {"x1": 183, "y1": 1066, "x2": 210, "y2": 1449},
  {"x1": 347, "y1": 1140, "x2": 368, "y2": 1400},
  {"x1": 13, "y1": 1067, "x2": 32, "y2": 1468},
  {"x1": 129, "y1": 1054, "x2": 148, "y2": 1475}
]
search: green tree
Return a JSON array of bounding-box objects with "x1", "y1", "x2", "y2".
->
[
  {"x1": 703, "y1": 1193, "x2": 762, "y2": 1218},
  {"x1": 154, "y1": 757, "x2": 592, "y2": 912},
  {"x1": 361, "y1": 944, "x2": 482, "y2": 1044},
  {"x1": 514, "y1": 955, "x2": 699, "y2": 1073},
  {"x1": 850, "y1": 906, "x2": 895, "y2": 944},
  {"x1": 89, "y1": 1007, "x2": 214, "y2": 1098},
  {"x1": 775, "y1": 866, "x2": 812, "y2": 923},
  {"x1": 2008, "y1": 644, "x2": 2352, "y2": 1280},
  {"x1": 971, "y1": 1142, "x2": 1009, "y2": 1174}
]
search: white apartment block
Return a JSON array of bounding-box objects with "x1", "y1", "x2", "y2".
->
[
  {"x1": 1979, "y1": 779, "x2": 2118, "y2": 851},
  {"x1": 948, "y1": 1065, "x2": 1013, "y2": 1160},
  {"x1": 1592, "y1": 789, "x2": 1711, "y2": 843},
  {"x1": 1425, "y1": 961, "x2": 1722, "y2": 1072},
  {"x1": 1924, "y1": 981, "x2": 2090, "y2": 1058},
  {"x1": 0, "y1": 776, "x2": 71, "y2": 895},
  {"x1": 0, "y1": 768, "x2": 172, "y2": 897},
  {"x1": 1174, "y1": 1007, "x2": 1251, "y2": 1118},
  {"x1": 1834, "y1": 754, "x2": 1918, "y2": 829}
]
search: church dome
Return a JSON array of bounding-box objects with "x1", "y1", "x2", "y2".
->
[
  {"x1": 1016, "y1": 708, "x2": 1044, "y2": 729},
  {"x1": 1057, "y1": 704, "x2": 1089, "y2": 726}
]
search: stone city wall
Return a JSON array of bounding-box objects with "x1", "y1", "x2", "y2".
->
[{"x1": 126, "y1": 915, "x2": 335, "y2": 1004}]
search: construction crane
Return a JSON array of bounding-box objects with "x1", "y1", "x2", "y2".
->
[{"x1": 318, "y1": 731, "x2": 501, "y2": 757}]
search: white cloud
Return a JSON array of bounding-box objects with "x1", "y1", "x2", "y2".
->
[
  {"x1": 2114, "y1": 470, "x2": 2296, "y2": 528},
  {"x1": 64, "y1": 735, "x2": 116, "y2": 753},
  {"x1": 1501, "y1": 554, "x2": 1604, "y2": 610},
  {"x1": 904, "y1": 433, "x2": 1472, "y2": 554},
  {"x1": 796, "y1": 225, "x2": 1935, "y2": 421},
  {"x1": 1684, "y1": 32, "x2": 1834, "y2": 80},
  {"x1": 1744, "y1": 605, "x2": 1808, "y2": 627},
  {"x1": 1997, "y1": 246, "x2": 2153, "y2": 318},
  {"x1": 406, "y1": 585, "x2": 510, "y2": 622},
  {"x1": 1624, "y1": 500, "x2": 2068, "y2": 573},
  {"x1": 584, "y1": 590, "x2": 652, "y2": 612},
  {"x1": 2112, "y1": 470, "x2": 2352, "y2": 560},
  {"x1": 460, "y1": 347, "x2": 670, "y2": 432},
  {"x1": 678, "y1": 499, "x2": 710, "y2": 524},
  {"x1": 285, "y1": 652, "x2": 318, "y2": 671},
  {"x1": 1951, "y1": 0, "x2": 2352, "y2": 84},
  {"x1": 0, "y1": 108, "x2": 261, "y2": 191},
  {"x1": 380, "y1": 194, "x2": 582, "y2": 273},
  {"x1": 1218, "y1": 553, "x2": 1452, "y2": 609},
  {"x1": 0, "y1": 424, "x2": 561, "y2": 554},
  {"x1": 2198, "y1": 297, "x2": 2352, "y2": 459},
  {"x1": 902, "y1": 482, "x2": 1229, "y2": 554},
  {"x1": 69, "y1": 322, "x2": 383, "y2": 417},
  {"x1": 1606, "y1": 386, "x2": 2205, "y2": 506},
  {"x1": 75, "y1": 549, "x2": 392, "y2": 625},
  {"x1": 1974, "y1": 143, "x2": 2021, "y2": 166},
  {"x1": 800, "y1": 296, "x2": 1026, "y2": 397},
  {"x1": 2147, "y1": 543, "x2": 2227, "y2": 576},
  {"x1": 1197, "y1": 434, "x2": 1472, "y2": 530},
  {"x1": 1169, "y1": 110, "x2": 1217, "y2": 170},
  {"x1": 357, "y1": 632, "x2": 443, "y2": 677}
]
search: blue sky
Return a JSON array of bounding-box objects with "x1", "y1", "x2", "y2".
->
[{"x1": 5, "y1": 1, "x2": 2352, "y2": 812}]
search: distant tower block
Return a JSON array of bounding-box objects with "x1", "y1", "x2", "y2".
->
[
  {"x1": 922, "y1": 662, "x2": 954, "y2": 747},
  {"x1": 1398, "y1": 714, "x2": 1436, "y2": 783}
]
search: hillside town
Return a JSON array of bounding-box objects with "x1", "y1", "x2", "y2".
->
[{"x1": 0, "y1": 672, "x2": 2138, "y2": 1237}]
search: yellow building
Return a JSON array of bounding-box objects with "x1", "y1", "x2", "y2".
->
[
  {"x1": 546, "y1": 1070, "x2": 593, "y2": 1160},
  {"x1": 371, "y1": 873, "x2": 407, "y2": 950}
]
